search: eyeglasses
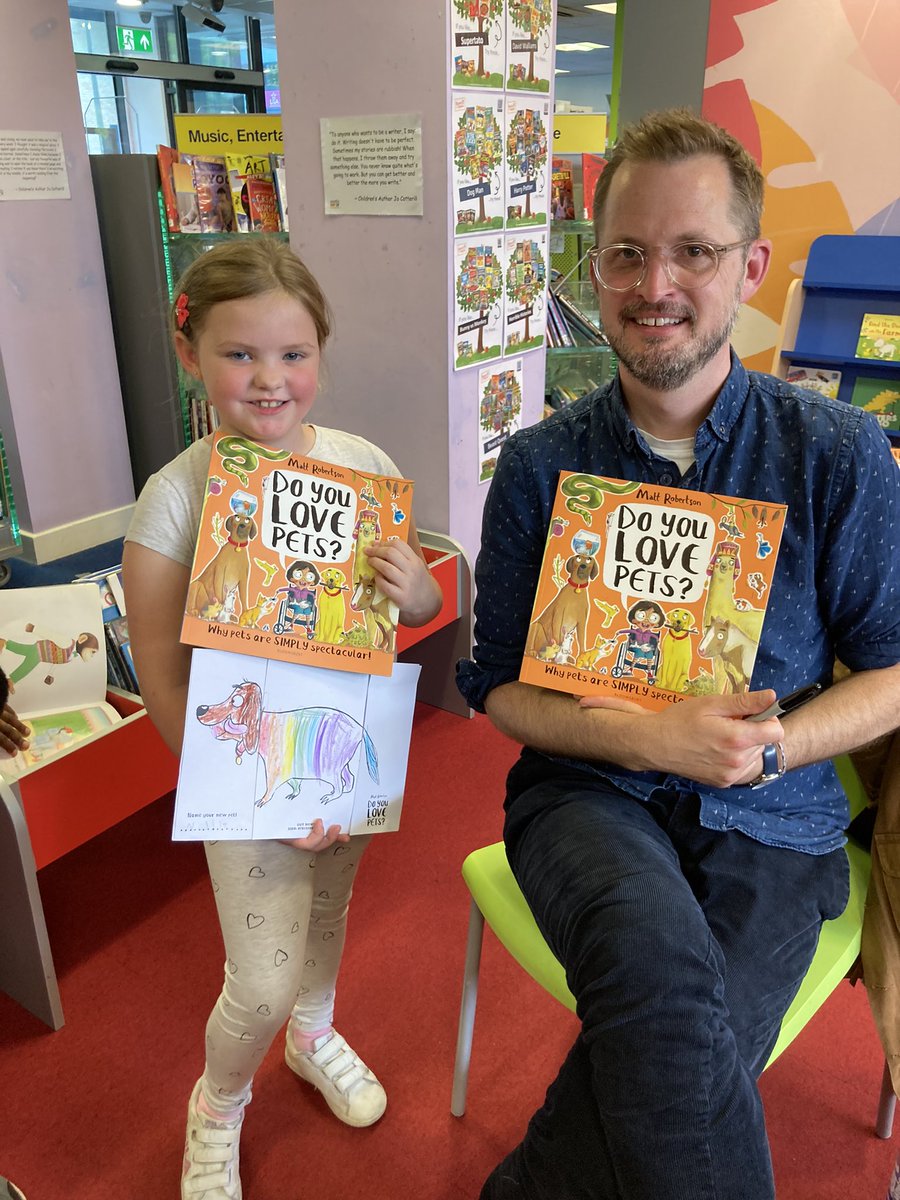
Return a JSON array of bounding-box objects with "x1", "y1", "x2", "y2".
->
[{"x1": 588, "y1": 240, "x2": 753, "y2": 292}]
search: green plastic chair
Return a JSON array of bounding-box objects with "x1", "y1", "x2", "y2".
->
[{"x1": 450, "y1": 755, "x2": 896, "y2": 1135}]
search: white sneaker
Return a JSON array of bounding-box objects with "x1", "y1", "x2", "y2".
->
[
  {"x1": 181, "y1": 1080, "x2": 245, "y2": 1200},
  {"x1": 285, "y1": 1027, "x2": 387, "y2": 1128},
  {"x1": 0, "y1": 1180, "x2": 26, "y2": 1200}
]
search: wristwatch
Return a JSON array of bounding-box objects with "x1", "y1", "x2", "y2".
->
[{"x1": 749, "y1": 741, "x2": 786, "y2": 789}]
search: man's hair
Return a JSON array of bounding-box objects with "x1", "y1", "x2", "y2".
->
[{"x1": 593, "y1": 108, "x2": 764, "y2": 242}]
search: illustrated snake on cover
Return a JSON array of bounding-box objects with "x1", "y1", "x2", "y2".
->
[
  {"x1": 217, "y1": 435, "x2": 291, "y2": 486},
  {"x1": 560, "y1": 475, "x2": 641, "y2": 523}
]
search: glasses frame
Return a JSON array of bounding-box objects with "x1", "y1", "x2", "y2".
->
[{"x1": 588, "y1": 239, "x2": 753, "y2": 292}]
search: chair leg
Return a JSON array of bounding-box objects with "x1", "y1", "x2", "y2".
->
[
  {"x1": 451, "y1": 897, "x2": 486, "y2": 1118},
  {"x1": 877, "y1": 1058, "x2": 897, "y2": 1139}
]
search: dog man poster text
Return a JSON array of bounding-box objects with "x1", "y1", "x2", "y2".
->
[
  {"x1": 180, "y1": 434, "x2": 414, "y2": 676},
  {"x1": 519, "y1": 474, "x2": 787, "y2": 712}
]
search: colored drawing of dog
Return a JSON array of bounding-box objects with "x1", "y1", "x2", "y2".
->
[
  {"x1": 196, "y1": 681, "x2": 378, "y2": 806},
  {"x1": 655, "y1": 608, "x2": 697, "y2": 694},
  {"x1": 317, "y1": 568, "x2": 348, "y2": 644},
  {"x1": 187, "y1": 512, "x2": 258, "y2": 621},
  {"x1": 526, "y1": 553, "x2": 598, "y2": 661}
]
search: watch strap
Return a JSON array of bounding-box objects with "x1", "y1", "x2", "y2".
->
[{"x1": 749, "y1": 741, "x2": 786, "y2": 789}]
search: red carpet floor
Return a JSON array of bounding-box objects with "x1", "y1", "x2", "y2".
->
[{"x1": 1, "y1": 705, "x2": 895, "y2": 1198}]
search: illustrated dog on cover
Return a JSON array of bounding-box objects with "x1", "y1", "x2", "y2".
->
[
  {"x1": 196, "y1": 681, "x2": 379, "y2": 807},
  {"x1": 187, "y1": 512, "x2": 258, "y2": 622}
]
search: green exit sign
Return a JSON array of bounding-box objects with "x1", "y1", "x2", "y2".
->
[{"x1": 116, "y1": 25, "x2": 154, "y2": 55}]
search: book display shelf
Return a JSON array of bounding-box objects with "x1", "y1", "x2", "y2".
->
[
  {"x1": 772, "y1": 234, "x2": 900, "y2": 453},
  {"x1": 0, "y1": 428, "x2": 22, "y2": 586}
]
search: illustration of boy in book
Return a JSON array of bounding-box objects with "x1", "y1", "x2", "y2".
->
[{"x1": 0, "y1": 630, "x2": 100, "y2": 691}]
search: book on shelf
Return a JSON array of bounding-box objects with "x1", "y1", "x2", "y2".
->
[
  {"x1": 581, "y1": 152, "x2": 606, "y2": 221},
  {"x1": 551, "y1": 156, "x2": 576, "y2": 221},
  {"x1": 785, "y1": 364, "x2": 841, "y2": 399},
  {"x1": 73, "y1": 566, "x2": 140, "y2": 694},
  {"x1": 850, "y1": 375, "x2": 900, "y2": 433},
  {"x1": 856, "y1": 313, "x2": 900, "y2": 362},
  {"x1": 246, "y1": 174, "x2": 280, "y2": 232},
  {"x1": 0, "y1": 582, "x2": 122, "y2": 778},
  {"x1": 270, "y1": 152, "x2": 289, "y2": 232},
  {"x1": 172, "y1": 159, "x2": 201, "y2": 233},
  {"x1": 191, "y1": 155, "x2": 235, "y2": 233},
  {"x1": 157, "y1": 144, "x2": 181, "y2": 233},
  {"x1": 172, "y1": 648, "x2": 421, "y2": 840},
  {"x1": 519, "y1": 474, "x2": 787, "y2": 711},
  {"x1": 180, "y1": 433, "x2": 414, "y2": 677},
  {"x1": 224, "y1": 152, "x2": 271, "y2": 233}
]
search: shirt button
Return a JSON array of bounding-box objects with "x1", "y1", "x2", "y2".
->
[{"x1": 659, "y1": 473, "x2": 673, "y2": 484}]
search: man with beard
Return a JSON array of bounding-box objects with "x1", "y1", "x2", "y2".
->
[{"x1": 457, "y1": 109, "x2": 900, "y2": 1199}]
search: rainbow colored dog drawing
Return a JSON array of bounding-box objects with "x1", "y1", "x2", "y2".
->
[{"x1": 196, "y1": 681, "x2": 379, "y2": 806}]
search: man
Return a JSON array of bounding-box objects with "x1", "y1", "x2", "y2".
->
[{"x1": 457, "y1": 109, "x2": 900, "y2": 1199}]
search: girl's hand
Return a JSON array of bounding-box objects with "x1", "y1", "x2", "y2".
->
[
  {"x1": 0, "y1": 704, "x2": 30, "y2": 756},
  {"x1": 279, "y1": 819, "x2": 350, "y2": 853},
  {"x1": 365, "y1": 540, "x2": 442, "y2": 627}
]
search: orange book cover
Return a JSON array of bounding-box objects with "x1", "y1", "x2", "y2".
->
[
  {"x1": 180, "y1": 434, "x2": 414, "y2": 677},
  {"x1": 157, "y1": 144, "x2": 181, "y2": 233},
  {"x1": 246, "y1": 175, "x2": 280, "y2": 232},
  {"x1": 519, "y1": 473, "x2": 787, "y2": 711}
]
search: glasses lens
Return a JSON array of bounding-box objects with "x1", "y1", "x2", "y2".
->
[
  {"x1": 594, "y1": 245, "x2": 644, "y2": 290},
  {"x1": 667, "y1": 243, "x2": 719, "y2": 287}
]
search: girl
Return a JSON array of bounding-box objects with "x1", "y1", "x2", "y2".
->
[{"x1": 123, "y1": 239, "x2": 441, "y2": 1200}]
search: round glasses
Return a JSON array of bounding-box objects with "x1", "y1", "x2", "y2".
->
[{"x1": 588, "y1": 240, "x2": 752, "y2": 292}]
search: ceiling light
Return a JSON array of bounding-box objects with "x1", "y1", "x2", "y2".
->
[
  {"x1": 556, "y1": 42, "x2": 609, "y2": 52},
  {"x1": 117, "y1": 0, "x2": 144, "y2": 8},
  {"x1": 585, "y1": 4, "x2": 618, "y2": 13}
]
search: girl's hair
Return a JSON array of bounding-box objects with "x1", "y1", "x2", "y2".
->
[
  {"x1": 286, "y1": 560, "x2": 320, "y2": 584},
  {"x1": 593, "y1": 108, "x2": 764, "y2": 242},
  {"x1": 171, "y1": 237, "x2": 333, "y2": 348}
]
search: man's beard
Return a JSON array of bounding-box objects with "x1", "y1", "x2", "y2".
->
[{"x1": 604, "y1": 288, "x2": 742, "y2": 392}]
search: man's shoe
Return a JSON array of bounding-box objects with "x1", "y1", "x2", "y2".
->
[
  {"x1": 285, "y1": 1027, "x2": 386, "y2": 1128},
  {"x1": 181, "y1": 1080, "x2": 244, "y2": 1200}
]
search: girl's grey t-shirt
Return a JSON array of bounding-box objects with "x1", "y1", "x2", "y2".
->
[{"x1": 125, "y1": 426, "x2": 402, "y2": 567}]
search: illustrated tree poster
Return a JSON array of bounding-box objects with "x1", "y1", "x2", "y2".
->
[
  {"x1": 506, "y1": 0, "x2": 553, "y2": 93},
  {"x1": 478, "y1": 357, "x2": 523, "y2": 482},
  {"x1": 519, "y1": 474, "x2": 788, "y2": 712},
  {"x1": 451, "y1": 0, "x2": 505, "y2": 90},
  {"x1": 180, "y1": 434, "x2": 413, "y2": 677},
  {"x1": 454, "y1": 233, "x2": 504, "y2": 370},
  {"x1": 504, "y1": 99, "x2": 549, "y2": 227},
  {"x1": 452, "y1": 93, "x2": 505, "y2": 233},
  {"x1": 174, "y1": 648, "x2": 421, "y2": 840},
  {"x1": 503, "y1": 229, "x2": 547, "y2": 355}
]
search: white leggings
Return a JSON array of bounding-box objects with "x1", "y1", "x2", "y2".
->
[{"x1": 200, "y1": 834, "x2": 371, "y2": 1113}]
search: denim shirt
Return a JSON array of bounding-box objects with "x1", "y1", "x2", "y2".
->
[{"x1": 457, "y1": 354, "x2": 900, "y2": 854}]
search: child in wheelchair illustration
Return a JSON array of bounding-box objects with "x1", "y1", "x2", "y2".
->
[
  {"x1": 273, "y1": 560, "x2": 320, "y2": 637},
  {"x1": 610, "y1": 599, "x2": 665, "y2": 686}
]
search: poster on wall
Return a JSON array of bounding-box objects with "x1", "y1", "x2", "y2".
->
[
  {"x1": 504, "y1": 98, "x2": 550, "y2": 227},
  {"x1": 453, "y1": 233, "x2": 505, "y2": 371},
  {"x1": 478, "y1": 357, "x2": 523, "y2": 483},
  {"x1": 451, "y1": 93, "x2": 505, "y2": 234},
  {"x1": 450, "y1": 0, "x2": 506, "y2": 90},
  {"x1": 506, "y1": 0, "x2": 553, "y2": 93},
  {"x1": 503, "y1": 229, "x2": 547, "y2": 356}
]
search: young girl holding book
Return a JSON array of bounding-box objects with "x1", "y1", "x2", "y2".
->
[{"x1": 123, "y1": 239, "x2": 441, "y2": 1200}]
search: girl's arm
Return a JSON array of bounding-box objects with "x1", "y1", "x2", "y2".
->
[
  {"x1": 122, "y1": 542, "x2": 193, "y2": 758},
  {"x1": 364, "y1": 522, "x2": 443, "y2": 627}
]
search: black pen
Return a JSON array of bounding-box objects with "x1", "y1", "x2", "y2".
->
[{"x1": 747, "y1": 682, "x2": 825, "y2": 722}]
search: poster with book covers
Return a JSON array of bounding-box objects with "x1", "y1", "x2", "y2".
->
[
  {"x1": 503, "y1": 229, "x2": 547, "y2": 355},
  {"x1": 454, "y1": 233, "x2": 504, "y2": 370},
  {"x1": 506, "y1": 0, "x2": 553, "y2": 92},
  {"x1": 478, "y1": 358, "x2": 523, "y2": 482},
  {"x1": 850, "y1": 376, "x2": 900, "y2": 433},
  {"x1": 452, "y1": 93, "x2": 505, "y2": 233},
  {"x1": 504, "y1": 98, "x2": 549, "y2": 227},
  {"x1": 519, "y1": 474, "x2": 787, "y2": 711},
  {"x1": 173, "y1": 648, "x2": 421, "y2": 840},
  {"x1": 856, "y1": 313, "x2": 900, "y2": 362},
  {"x1": 180, "y1": 434, "x2": 413, "y2": 677},
  {"x1": 450, "y1": 0, "x2": 505, "y2": 90}
]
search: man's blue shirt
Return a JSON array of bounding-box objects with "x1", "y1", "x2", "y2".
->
[{"x1": 457, "y1": 354, "x2": 900, "y2": 854}]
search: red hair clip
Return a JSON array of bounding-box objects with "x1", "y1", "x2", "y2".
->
[{"x1": 175, "y1": 292, "x2": 190, "y2": 330}]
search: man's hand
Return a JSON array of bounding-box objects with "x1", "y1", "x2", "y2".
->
[
  {"x1": 0, "y1": 703, "x2": 30, "y2": 756},
  {"x1": 578, "y1": 688, "x2": 783, "y2": 789}
]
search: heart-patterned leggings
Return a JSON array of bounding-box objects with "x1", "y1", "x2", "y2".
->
[{"x1": 199, "y1": 833, "x2": 372, "y2": 1112}]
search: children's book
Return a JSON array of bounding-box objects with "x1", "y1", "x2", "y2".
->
[
  {"x1": 191, "y1": 155, "x2": 234, "y2": 233},
  {"x1": 246, "y1": 174, "x2": 280, "y2": 232},
  {"x1": 0, "y1": 583, "x2": 121, "y2": 778},
  {"x1": 156, "y1": 144, "x2": 181, "y2": 233},
  {"x1": 856, "y1": 313, "x2": 900, "y2": 362},
  {"x1": 172, "y1": 159, "x2": 201, "y2": 233},
  {"x1": 581, "y1": 153, "x2": 606, "y2": 221},
  {"x1": 173, "y1": 649, "x2": 420, "y2": 839},
  {"x1": 270, "y1": 152, "x2": 289, "y2": 232},
  {"x1": 850, "y1": 375, "x2": 900, "y2": 433},
  {"x1": 551, "y1": 156, "x2": 575, "y2": 221},
  {"x1": 180, "y1": 434, "x2": 414, "y2": 677},
  {"x1": 785, "y1": 364, "x2": 842, "y2": 399},
  {"x1": 224, "y1": 152, "x2": 270, "y2": 233},
  {"x1": 519, "y1": 474, "x2": 787, "y2": 711}
]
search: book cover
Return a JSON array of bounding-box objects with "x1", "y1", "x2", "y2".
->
[
  {"x1": 856, "y1": 313, "x2": 900, "y2": 361},
  {"x1": 270, "y1": 152, "x2": 289, "y2": 232},
  {"x1": 190, "y1": 155, "x2": 234, "y2": 233},
  {"x1": 0, "y1": 703, "x2": 121, "y2": 779},
  {"x1": 180, "y1": 434, "x2": 414, "y2": 676},
  {"x1": 785, "y1": 364, "x2": 842, "y2": 399},
  {"x1": 551, "y1": 156, "x2": 575, "y2": 221},
  {"x1": 172, "y1": 159, "x2": 201, "y2": 233},
  {"x1": 156, "y1": 144, "x2": 181, "y2": 233},
  {"x1": 519, "y1": 474, "x2": 787, "y2": 711},
  {"x1": 224, "y1": 152, "x2": 270, "y2": 233},
  {"x1": 850, "y1": 375, "x2": 900, "y2": 433},
  {"x1": 581, "y1": 152, "x2": 607, "y2": 221},
  {"x1": 246, "y1": 174, "x2": 280, "y2": 232},
  {"x1": 172, "y1": 648, "x2": 421, "y2": 840}
]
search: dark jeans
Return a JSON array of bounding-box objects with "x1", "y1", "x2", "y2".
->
[{"x1": 481, "y1": 752, "x2": 850, "y2": 1200}]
